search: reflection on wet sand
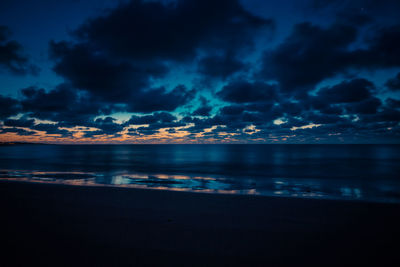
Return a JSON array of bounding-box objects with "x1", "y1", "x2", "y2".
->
[{"x1": 1, "y1": 169, "x2": 400, "y2": 203}]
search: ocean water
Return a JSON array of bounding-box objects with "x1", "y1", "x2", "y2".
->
[{"x1": 1, "y1": 144, "x2": 399, "y2": 202}]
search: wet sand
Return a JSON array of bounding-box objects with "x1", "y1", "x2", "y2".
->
[{"x1": 1, "y1": 181, "x2": 399, "y2": 266}]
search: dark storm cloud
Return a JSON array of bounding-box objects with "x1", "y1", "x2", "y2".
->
[
  {"x1": 219, "y1": 105, "x2": 245, "y2": 116},
  {"x1": 304, "y1": 78, "x2": 386, "y2": 118},
  {"x1": 217, "y1": 81, "x2": 278, "y2": 103},
  {"x1": 50, "y1": 41, "x2": 194, "y2": 112},
  {"x1": 125, "y1": 128, "x2": 140, "y2": 137},
  {"x1": 175, "y1": 1, "x2": 400, "y2": 142},
  {"x1": 184, "y1": 101, "x2": 282, "y2": 134},
  {"x1": 312, "y1": 0, "x2": 400, "y2": 12},
  {"x1": 300, "y1": 122, "x2": 400, "y2": 143},
  {"x1": 386, "y1": 98, "x2": 400, "y2": 109},
  {"x1": 191, "y1": 96, "x2": 212, "y2": 117},
  {"x1": 277, "y1": 101, "x2": 305, "y2": 116},
  {"x1": 346, "y1": 97, "x2": 382, "y2": 115},
  {"x1": 136, "y1": 119, "x2": 186, "y2": 136},
  {"x1": 74, "y1": 0, "x2": 273, "y2": 61},
  {"x1": 259, "y1": 21, "x2": 400, "y2": 94},
  {"x1": 192, "y1": 106, "x2": 212, "y2": 117},
  {"x1": 126, "y1": 85, "x2": 195, "y2": 113},
  {"x1": 126, "y1": 111, "x2": 186, "y2": 136},
  {"x1": 47, "y1": 0, "x2": 273, "y2": 114},
  {"x1": 259, "y1": 22, "x2": 357, "y2": 93},
  {"x1": 89, "y1": 117, "x2": 125, "y2": 135},
  {"x1": 183, "y1": 85, "x2": 282, "y2": 133},
  {"x1": 0, "y1": 94, "x2": 20, "y2": 119},
  {"x1": 0, "y1": 25, "x2": 39, "y2": 75},
  {"x1": 304, "y1": 112, "x2": 347, "y2": 124},
  {"x1": 217, "y1": 103, "x2": 279, "y2": 124},
  {"x1": 315, "y1": 79, "x2": 373, "y2": 104},
  {"x1": 182, "y1": 115, "x2": 225, "y2": 133},
  {"x1": 197, "y1": 53, "x2": 245, "y2": 79},
  {"x1": 311, "y1": 0, "x2": 400, "y2": 26},
  {"x1": 359, "y1": 108, "x2": 400, "y2": 123},
  {"x1": 3, "y1": 117, "x2": 35, "y2": 128},
  {"x1": 0, "y1": 127, "x2": 36, "y2": 136},
  {"x1": 385, "y1": 72, "x2": 400, "y2": 91},
  {"x1": 31, "y1": 123, "x2": 72, "y2": 137},
  {"x1": 4, "y1": 81, "x2": 191, "y2": 138},
  {"x1": 127, "y1": 112, "x2": 177, "y2": 125},
  {"x1": 2, "y1": 116, "x2": 72, "y2": 137},
  {"x1": 49, "y1": 41, "x2": 166, "y2": 102},
  {"x1": 21, "y1": 85, "x2": 77, "y2": 114},
  {"x1": 167, "y1": 74, "x2": 394, "y2": 142},
  {"x1": 360, "y1": 24, "x2": 400, "y2": 68},
  {"x1": 128, "y1": 127, "x2": 158, "y2": 136},
  {"x1": 20, "y1": 84, "x2": 113, "y2": 127},
  {"x1": 289, "y1": 108, "x2": 400, "y2": 142},
  {"x1": 182, "y1": 75, "x2": 394, "y2": 141}
]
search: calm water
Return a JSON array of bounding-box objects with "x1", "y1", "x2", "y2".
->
[{"x1": 1, "y1": 144, "x2": 399, "y2": 202}]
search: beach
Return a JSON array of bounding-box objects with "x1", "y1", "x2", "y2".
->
[{"x1": 1, "y1": 181, "x2": 399, "y2": 266}]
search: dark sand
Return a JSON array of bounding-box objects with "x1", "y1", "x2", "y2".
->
[{"x1": 1, "y1": 181, "x2": 399, "y2": 266}]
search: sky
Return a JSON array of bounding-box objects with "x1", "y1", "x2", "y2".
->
[{"x1": 0, "y1": 0, "x2": 400, "y2": 144}]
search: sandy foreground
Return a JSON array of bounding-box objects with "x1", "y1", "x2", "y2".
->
[{"x1": 1, "y1": 181, "x2": 399, "y2": 266}]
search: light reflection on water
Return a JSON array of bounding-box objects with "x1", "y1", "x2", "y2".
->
[{"x1": 1, "y1": 169, "x2": 400, "y2": 203}]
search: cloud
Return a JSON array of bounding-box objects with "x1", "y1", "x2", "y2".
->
[
  {"x1": 311, "y1": 0, "x2": 400, "y2": 27},
  {"x1": 304, "y1": 78, "x2": 386, "y2": 119},
  {"x1": 359, "y1": 107, "x2": 400, "y2": 123},
  {"x1": 346, "y1": 97, "x2": 382, "y2": 115},
  {"x1": 126, "y1": 85, "x2": 195, "y2": 113},
  {"x1": 20, "y1": 84, "x2": 113, "y2": 127},
  {"x1": 259, "y1": 22, "x2": 357, "y2": 93},
  {"x1": 127, "y1": 112, "x2": 177, "y2": 125},
  {"x1": 192, "y1": 106, "x2": 212, "y2": 117},
  {"x1": 2, "y1": 116, "x2": 71, "y2": 137},
  {"x1": 46, "y1": 0, "x2": 273, "y2": 113},
  {"x1": 92, "y1": 117, "x2": 125, "y2": 135},
  {"x1": 312, "y1": 0, "x2": 400, "y2": 14},
  {"x1": 73, "y1": 0, "x2": 273, "y2": 62},
  {"x1": 183, "y1": 100, "x2": 282, "y2": 135},
  {"x1": 0, "y1": 94, "x2": 20, "y2": 119},
  {"x1": 3, "y1": 117, "x2": 35, "y2": 128},
  {"x1": 49, "y1": 42, "x2": 194, "y2": 112},
  {"x1": 259, "y1": 21, "x2": 400, "y2": 95},
  {"x1": 0, "y1": 25, "x2": 39, "y2": 75},
  {"x1": 385, "y1": 72, "x2": 400, "y2": 91},
  {"x1": 315, "y1": 78, "x2": 373, "y2": 104},
  {"x1": 3, "y1": 82, "x2": 192, "y2": 138},
  {"x1": 360, "y1": 24, "x2": 400, "y2": 68},
  {"x1": 386, "y1": 98, "x2": 400, "y2": 109},
  {"x1": 50, "y1": 41, "x2": 166, "y2": 103},
  {"x1": 217, "y1": 81, "x2": 278, "y2": 103},
  {"x1": 304, "y1": 112, "x2": 347, "y2": 124},
  {"x1": 0, "y1": 127, "x2": 36, "y2": 136},
  {"x1": 197, "y1": 53, "x2": 245, "y2": 79},
  {"x1": 191, "y1": 96, "x2": 212, "y2": 117},
  {"x1": 134, "y1": 119, "x2": 186, "y2": 136},
  {"x1": 31, "y1": 123, "x2": 72, "y2": 137},
  {"x1": 1, "y1": 1, "x2": 399, "y2": 143},
  {"x1": 126, "y1": 111, "x2": 186, "y2": 136}
]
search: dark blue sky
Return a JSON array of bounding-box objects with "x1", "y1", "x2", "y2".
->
[{"x1": 0, "y1": 0, "x2": 399, "y2": 143}]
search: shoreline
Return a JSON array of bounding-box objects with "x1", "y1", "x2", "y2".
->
[
  {"x1": 1, "y1": 177, "x2": 399, "y2": 204},
  {"x1": 2, "y1": 181, "x2": 400, "y2": 266}
]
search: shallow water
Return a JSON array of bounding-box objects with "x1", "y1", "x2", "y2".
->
[{"x1": 1, "y1": 144, "x2": 399, "y2": 202}]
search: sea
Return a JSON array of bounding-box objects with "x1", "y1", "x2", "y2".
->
[{"x1": 1, "y1": 144, "x2": 399, "y2": 203}]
